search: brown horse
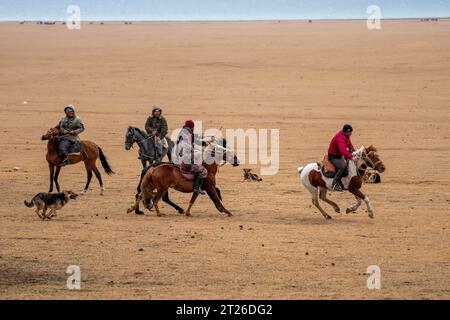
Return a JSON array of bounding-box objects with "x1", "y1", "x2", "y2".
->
[
  {"x1": 41, "y1": 128, "x2": 114, "y2": 195},
  {"x1": 298, "y1": 145, "x2": 386, "y2": 219},
  {"x1": 128, "y1": 141, "x2": 239, "y2": 217}
]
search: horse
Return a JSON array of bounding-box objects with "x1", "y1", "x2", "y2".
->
[
  {"x1": 297, "y1": 145, "x2": 386, "y2": 220},
  {"x1": 41, "y1": 128, "x2": 114, "y2": 195},
  {"x1": 124, "y1": 126, "x2": 173, "y2": 167},
  {"x1": 127, "y1": 139, "x2": 239, "y2": 217}
]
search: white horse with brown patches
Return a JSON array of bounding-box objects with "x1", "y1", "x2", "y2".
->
[{"x1": 298, "y1": 146, "x2": 385, "y2": 220}]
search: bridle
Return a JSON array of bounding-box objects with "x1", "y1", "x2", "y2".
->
[
  {"x1": 356, "y1": 148, "x2": 383, "y2": 173},
  {"x1": 126, "y1": 127, "x2": 157, "y2": 158}
]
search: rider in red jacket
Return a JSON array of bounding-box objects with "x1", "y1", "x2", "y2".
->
[{"x1": 328, "y1": 124, "x2": 355, "y2": 191}]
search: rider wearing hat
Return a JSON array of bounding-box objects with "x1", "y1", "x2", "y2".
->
[
  {"x1": 145, "y1": 106, "x2": 168, "y2": 162},
  {"x1": 176, "y1": 120, "x2": 207, "y2": 195},
  {"x1": 55, "y1": 105, "x2": 85, "y2": 167},
  {"x1": 328, "y1": 124, "x2": 355, "y2": 192}
]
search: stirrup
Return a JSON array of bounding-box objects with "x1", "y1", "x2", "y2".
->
[
  {"x1": 332, "y1": 182, "x2": 344, "y2": 192},
  {"x1": 194, "y1": 187, "x2": 206, "y2": 195},
  {"x1": 58, "y1": 158, "x2": 70, "y2": 167}
]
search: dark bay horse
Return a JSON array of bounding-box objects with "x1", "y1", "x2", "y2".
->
[
  {"x1": 127, "y1": 140, "x2": 239, "y2": 217},
  {"x1": 42, "y1": 128, "x2": 114, "y2": 195},
  {"x1": 124, "y1": 126, "x2": 173, "y2": 167}
]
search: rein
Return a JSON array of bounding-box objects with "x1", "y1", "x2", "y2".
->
[
  {"x1": 128, "y1": 128, "x2": 157, "y2": 159},
  {"x1": 354, "y1": 148, "x2": 383, "y2": 176},
  {"x1": 361, "y1": 151, "x2": 383, "y2": 168}
]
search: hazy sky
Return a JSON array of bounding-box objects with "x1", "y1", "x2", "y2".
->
[{"x1": 0, "y1": 0, "x2": 449, "y2": 21}]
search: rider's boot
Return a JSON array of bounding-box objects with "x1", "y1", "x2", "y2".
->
[
  {"x1": 58, "y1": 157, "x2": 70, "y2": 167},
  {"x1": 194, "y1": 175, "x2": 206, "y2": 195},
  {"x1": 332, "y1": 169, "x2": 346, "y2": 192}
]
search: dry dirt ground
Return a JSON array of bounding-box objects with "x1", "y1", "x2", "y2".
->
[{"x1": 0, "y1": 20, "x2": 449, "y2": 299}]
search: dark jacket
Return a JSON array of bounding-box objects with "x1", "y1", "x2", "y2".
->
[{"x1": 145, "y1": 115, "x2": 168, "y2": 139}]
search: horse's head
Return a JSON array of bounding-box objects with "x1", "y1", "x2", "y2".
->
[
  {"x1": 124, "y1": 126, "x2": 136, "y2": 150},
  {"x1": 41, "y1": 127, "x2": 59, "y2": 141},
  {"x1": 358, "y1": 145, "x2": 386, "y2": 173}
]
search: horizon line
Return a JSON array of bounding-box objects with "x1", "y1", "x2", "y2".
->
[{"x1": 1, "y1": 16, "x2": 449, "y2": 23}]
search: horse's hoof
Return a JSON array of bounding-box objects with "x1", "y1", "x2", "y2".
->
[
  {"x1": 157, "y1": 213, "x2": 166, "y2": 217},
  {"x1": 334, "y1": 208, "x2": 341, "y2": 214},
  {"x1": 178, "y1": 210, "x2": 185, "y2": 215},
  {"x1": 225, "y1": 211, "x2": 233, "y2": 217},
  {"x1": 368, "y1": 212, "x2": 374, "y2": 219},
  {"x1": 185, "y1": 212, "x2": 191, "y2": 217},
  {"x1": 325, "y1": 215, "x2": 332, "y2": 220},
  {"x1": 346, "y1": 208, "x2": 356, "y2": 214},
  {"x1": 135, "y1": 210, "x2": 144, "y2": 216}
]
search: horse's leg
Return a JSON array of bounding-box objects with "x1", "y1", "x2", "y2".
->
[
  {"x1": 346, "y1": 196, "x2": 362, "y2": 214},
  {"x1": 205, "y1": 183, "x2": 232, "y2": 217},
  {"x1": 185, "y1": 193, "x2": 199, "y2": 217},
  {"x1": 215, "y1": 187, "x2": 223, "y2": 201},
  {"x1": 319, "y1": 188, "x2": 340, "y2": 213},
  {"x1": 162, "y1": 192, "x2": 185, "y2": 214},
  {"x1": 48, "y1": 163, "x2": 55, "y2": 192},
  {"x1": 153, "y1": 190, "x2": 166, "y2": 217},
  {"x1": 91, "y1": 163, "x2": 105, "y2": 195},
  {"x1": 310, "y1": 187, "x2": 332, "y2": 220},
  {"x1": 81, "y1": 162, "x2": 93, "y2": 195},
  {"x1": 132, "y1": 166, "x2": 152, "y2": 215},
  {"x1": 350, "y1": 189, "x2": 374, "y2": 218},
  {"x1": 54, "y1": 166, "x2": 61, "y2": 193}
]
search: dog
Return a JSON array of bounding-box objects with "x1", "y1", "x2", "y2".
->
[
  {"x1": 243, "y1": 168, "x2": 262, "y2": 182},
  {"x1": 24, "y1": 191, "x2": 78, "y2": 220}
]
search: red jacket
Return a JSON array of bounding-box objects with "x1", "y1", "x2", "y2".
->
[{"x1": 328, "y1": 131, "x2": 354, "y2": 159}]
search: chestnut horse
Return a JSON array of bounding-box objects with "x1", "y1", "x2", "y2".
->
[
  {"x1": 41, "y1": 128, "x2": 114, "y2": 194},
  {"x1": 128, "y1": 141, "x2": 239, "y2": 217},
  {"x1": 298, "y1": 145, "x2": 385, "y2": 219}
]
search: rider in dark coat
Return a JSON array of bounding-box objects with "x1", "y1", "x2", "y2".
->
[
  {"x1": 145, "y1": 106, "x2": 169, "y2": 162},
  {"x1": 55, "y1": 105, "x2": 85, "y2": 167}
]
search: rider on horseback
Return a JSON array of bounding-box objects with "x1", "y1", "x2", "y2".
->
[
  {"x1": 145, "y1": 106, "x2": 168, "y2": 162},
  {"x1": 55, "y1": 105, "x2": 85, "y2": 167},
  {"x1": 328, "y1": 124, "x2": 355, "y2": 192},
  {"x1": 176, "y1": 120, "x2": 208, "y2": 195}
]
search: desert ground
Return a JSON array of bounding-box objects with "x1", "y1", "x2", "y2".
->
[{"x1": 0, "y1": 20, "x2": 449, "y2": 299}]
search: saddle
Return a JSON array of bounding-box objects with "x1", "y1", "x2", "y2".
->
[
  {"x1": 319, "y1": 155, "x2": 345, "y2": 179},
  {"x1": 178, "y1": 163, "x2": 195, "y2": 181},
  {"x1": 68, "y1": 141, "x2": 82, "y2": 156}
]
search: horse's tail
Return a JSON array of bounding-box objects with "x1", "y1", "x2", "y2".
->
[
  {"x1": 98, "y1": 147, "x2": 115, "y2": 175},
  {"x1": 24, "y1": 199, "x2": 34, "y2": 208},
  {"x1": 297, "y1": 166, "x2": 304, "y2": 175}
]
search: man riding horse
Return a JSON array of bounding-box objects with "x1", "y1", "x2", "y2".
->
[
  {"x1": 328, "y1": 124, "x2": 355, "y2": 192},
  {"x1": 55, "y1": 105, "x2": 85, "y2": 167},
  {"x1": 145, "y1": 106, "x2": 168, "y2": 163},
  {"x1": 176, "y1": 120, "x2": 208, "y2": 195}
]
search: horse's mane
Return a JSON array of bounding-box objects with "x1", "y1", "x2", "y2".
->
[
  {"x1": 129, "y1": 126, "x2": 148, "y2": 138},
  {"x1": 366, "y1": 145, "x2": 378, "y2": 153}
]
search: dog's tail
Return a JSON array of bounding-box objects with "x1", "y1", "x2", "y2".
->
[
  {"x1": 98, "y1": 147, "x2": 115, "y2": 176},
  {"x1": 24, "y1": 199, "x2": 34, "y2": 208}
]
